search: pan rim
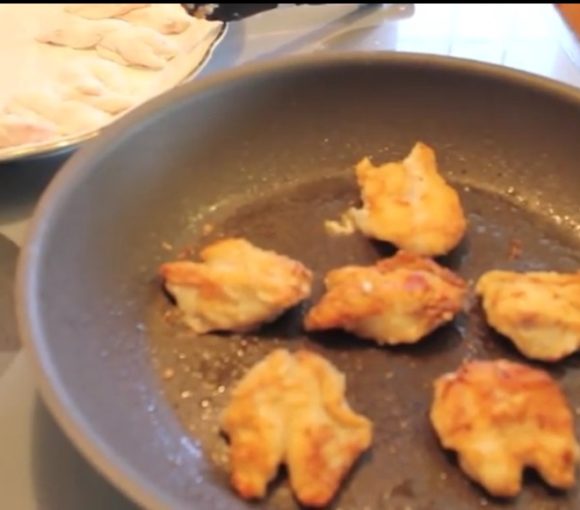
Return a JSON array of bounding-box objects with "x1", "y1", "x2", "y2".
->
[{"x1": 15, "y1": 51, "x2": 580, "y2": 510}]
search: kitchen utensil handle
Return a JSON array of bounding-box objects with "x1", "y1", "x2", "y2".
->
[{"x1": 182, "y1": 4, "x2": 329, "y2": 22}]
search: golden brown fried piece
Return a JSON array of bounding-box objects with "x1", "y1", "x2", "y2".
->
[
  {"x1": 221, "y1": 349, "x2": 373, "y2": 507},
  {"x1": 431, "y1": 360, "x2": 580, "y2": 497},
  {"x1": 159, "y1": 238, "x2": 313, "y2": 334},
  {"x1": 304, "y1": 251, "x2": 467, "y2": 345},
  {"x1": 476, "y1": 270, "x2": 580, "y2": 362},
  {"x1": 347, "y1": 142, "x2": 467, "y2": 256}
]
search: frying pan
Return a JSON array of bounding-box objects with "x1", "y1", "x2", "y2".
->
[{"x1": 16, "y1": 52, "x2": 580, "y2": 510}]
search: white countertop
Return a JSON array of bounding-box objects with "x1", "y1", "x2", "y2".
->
[{"x1": 0, "y1": 4, "x2": 578, "y2": 509}]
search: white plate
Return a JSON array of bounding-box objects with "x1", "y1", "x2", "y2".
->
[{"x1": 0, "y1": 4, "x2": 226, "y2": 163}]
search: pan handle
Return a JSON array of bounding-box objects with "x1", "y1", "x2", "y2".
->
[{"x1": 182, "y1": 4, "x2": 332, "y2": 22}]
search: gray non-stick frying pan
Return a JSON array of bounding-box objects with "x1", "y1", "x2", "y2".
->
[{"x1": 17, "y1": 53, "x2": 580, "y2": 510}]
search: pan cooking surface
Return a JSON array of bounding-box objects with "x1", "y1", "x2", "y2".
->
[{"x1": 146, "y1": 172, "x2": 580, "y2": 510}]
